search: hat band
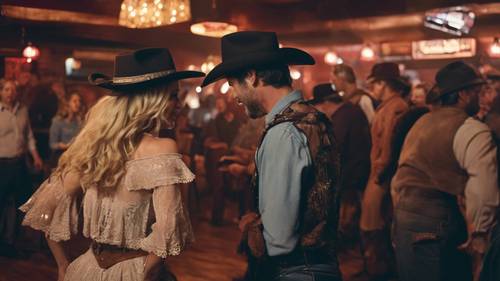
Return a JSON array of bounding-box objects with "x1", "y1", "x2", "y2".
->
[{"x1": 112, "y1": 69, "x2": 176, "y2": 84}]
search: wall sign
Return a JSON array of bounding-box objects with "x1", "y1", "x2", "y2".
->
[{"x1": 412, "y1": 38, "x2": 476, "y2": 60}]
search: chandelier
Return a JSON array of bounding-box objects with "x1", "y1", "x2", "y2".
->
[
  {"x1": 190, "y1": 0, "x2": 237, "y2": 38},
  {"x1": 119, "y1": 0, "x2": 191, "y2": 28}
]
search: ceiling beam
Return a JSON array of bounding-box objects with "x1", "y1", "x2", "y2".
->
[{"x1": 1, "y1": 5, "x2": 118, "y2": 26}]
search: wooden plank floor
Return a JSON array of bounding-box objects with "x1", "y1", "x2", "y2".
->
[
  {"x1": 0, "y1": 163, "x2": 368, "y2": 281},
  {"x1": 0, "y1": 216, "x2": 247, "y2": 281},
  {"x1": 0, "y1": 219, "x2": 370, "y2": 281}
]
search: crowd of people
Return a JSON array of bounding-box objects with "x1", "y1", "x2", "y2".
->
[{"x1": 0, "y1": 31, "x2": 500, "y2": 281}]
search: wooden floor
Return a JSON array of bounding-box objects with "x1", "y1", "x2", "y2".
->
[
  {"x1": 0, "y1": 202, "x2": 247, "y2": 281},
  {"x1": 0, "y1": 161, "x2": 368, "y2": 281}
]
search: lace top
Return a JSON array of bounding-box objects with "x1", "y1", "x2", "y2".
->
[{"x1": 20, "y1": 153, "x2": 195, "y2": 258}]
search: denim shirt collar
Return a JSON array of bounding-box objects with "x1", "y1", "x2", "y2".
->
[{"x1": 265, "y1": 90, "x2": 303, "y2": 125}]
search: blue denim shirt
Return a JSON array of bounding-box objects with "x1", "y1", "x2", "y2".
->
[
  {"x1": 256, "y1": 90, "x2": 313, "y2": 256},
  {"x1": 49, "y1": 117, "x2": 81, "y2": 150}
]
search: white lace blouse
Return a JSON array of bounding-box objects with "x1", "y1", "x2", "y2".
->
[{"x1": 20, "y1": 153, "x2": 195, "y2": 258}]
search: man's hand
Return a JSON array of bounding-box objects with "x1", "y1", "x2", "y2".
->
[
  {"x1": 33, "y1": 154, "x2": 43, "y2": 171},
  {"x1": 239, "y1": 212, "x2": 259, "y2": 232}
]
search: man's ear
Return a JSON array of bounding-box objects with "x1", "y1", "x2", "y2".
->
[
  {"x1": 245, "y1": 70, "x2": 259, "y2": 88},
  {"x1": 457, "y1": 89, "x2": 469, "y2": 104}
]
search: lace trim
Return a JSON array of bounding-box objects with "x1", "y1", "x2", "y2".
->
[
  {"x1": 125, "y1": 154, "x2": 195, "y2": 190},
  {"x1": 20, "y1": 179, "x2": 79, "y2": 242}
]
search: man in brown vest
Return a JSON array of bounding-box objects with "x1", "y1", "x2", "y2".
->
[
  {"x1": 392, "y1": 61, "x2": 499, "y2": 281},
  {"x1": 202, "y1": 31, "x2": 342, "y2": 281},
  {"x1": 359, "y1": 62, "x2": 410, "y2": 278}
]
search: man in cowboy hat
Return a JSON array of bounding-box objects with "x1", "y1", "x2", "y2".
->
[
  {"x1": 202, "y1": 31, "x2": 342, "y2": 281},
  {"x1": 392, "y1": 61, "x2": 499, "y2": 281},
  {"x1": 310, "y1": 83, "x2": 370, "y2": 251},
  {"x1": 359, "y1": 62, "x2": 410, "y2": 278}
]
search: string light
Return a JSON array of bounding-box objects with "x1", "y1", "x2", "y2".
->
[{"x1": 119, "y1": 0, "x2": 191, "y2": 28}]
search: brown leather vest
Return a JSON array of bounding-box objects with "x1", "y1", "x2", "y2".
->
[
  {"x1": 253, "y1": 100, "x2": 341, "y2": 256},
  {"x1": 392, "y1": 107, "x2": 469, "y2": 195}
]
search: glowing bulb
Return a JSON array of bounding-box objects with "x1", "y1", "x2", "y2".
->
[
  {"x1": 490, "y1": 38, "x2": 500, "y2": 56},
  {"x1": 170, "y1": 17, "x2": 176, "y2": 23},
  {"x1": 195, "y1": 86, "x2": 202, "y2": 93},
  {"x1": 290, "y1": 69, "x2": 301, "y2": 80},
  {"x1": 27, "y1": 58, "x2": 32, "y2": 63},
  {"x1": 128, "y1": 5, "x2": 133, "y2": 11},
  {"x1": 324, "y1": 51, "x2": 338, "y2": 65},
  {"x1": 336, "y1": 58, "x2": 344, "y2": 64},
  {"x1": 121, "y1": 3, "x2": 126, "y2": 10},
  {"x1": 171, "y1": 9, "x2": 177, "y2": 16},
  {"x1": 220, "y1": 82, "x2": 230, "y2": 94},
  {"x1": 361, "y1": 46, "x2": 375, "y2": 61},
  {"x1": 158, "y1": 3, "x2": 163, "y2": 9}
]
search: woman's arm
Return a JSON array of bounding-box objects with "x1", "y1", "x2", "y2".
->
[{"x1": 47, "y1": 238, "x2": 70, "y2": 281}]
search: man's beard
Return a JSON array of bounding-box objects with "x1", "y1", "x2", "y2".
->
[{"x1": 244, "y1": 99, "x2": 266, "y2": 119}]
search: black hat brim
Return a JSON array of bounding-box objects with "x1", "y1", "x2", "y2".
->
[
  {"x1": 201, "y1": 48, "x2": 315, "y2": 87},
  {"x1": 439, "y1": 78, "x2": 487, "y2": 97},
  {"x1": 487, "y1": 74, "x2": 500, "y2": 81},
  {"x1": 89, "y1": 70, "x2": 205, "y2": 93}
]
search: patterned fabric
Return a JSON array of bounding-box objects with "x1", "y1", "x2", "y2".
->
[{"x1": 20, "y1": 153, "x2": 194, "y2": 280}]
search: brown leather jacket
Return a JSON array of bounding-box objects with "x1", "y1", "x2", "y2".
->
[{"x1": 369, "y1": 95, "x2": 408, "y2": 187}]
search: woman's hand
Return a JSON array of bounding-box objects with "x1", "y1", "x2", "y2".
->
[{"x1": 143, "y1": 254, "x2": 163, "y2": 281}]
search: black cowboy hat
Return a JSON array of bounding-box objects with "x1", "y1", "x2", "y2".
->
[
  {"x1": 201, "y1": 31, "x2": 315, "y2": 87},
  {"x1": 88, "y1": 48, "x2": 204, "y2": 93},
  {"x1": 309, "y1": 83, "x2": 342, "y2": 104},
  {"x1": 367, "y1": 62, "x2": 410, "y2": 87},
  {"x1": 434, "y1": 61, "x2": 486, "y2": 98}
]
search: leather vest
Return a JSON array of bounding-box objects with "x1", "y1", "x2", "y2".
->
[{"x1": 253, "y1": 100, "x2": 341, "y2": 257}]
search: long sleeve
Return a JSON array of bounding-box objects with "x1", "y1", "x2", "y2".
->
[
  {"x1": 19, "y1": 174, "x2": 82, "y2": 241},
  {"x1": 257, "y1": 123, "x2": 313, "y2": 256},
  {"x1": 139, "y1": 184, "x2": 194, "y2": 258},
  {"x1": 49, "y1": 118, "x2": 61, "y2": 150},
  {"x1": 454, "y1": 118, "x2": 499, "y2": 233},
  {"x1": 371, "y1": 98, "x2": 408, "y2": 180},
  {"x1": 359, "y1": 95, "x2": 375, "y2": 124}
]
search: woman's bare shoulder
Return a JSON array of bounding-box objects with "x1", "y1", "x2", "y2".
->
[{"x1": 134, "y1": 134, "x2": 179, "y2": 159}]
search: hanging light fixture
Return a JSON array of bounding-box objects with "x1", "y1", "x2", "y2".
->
[
  {"x1": 190, "y1": 0, "x2": 237, "y2": 38},
  {"x1": 360, "y1": 45, "x2": 375, "y2": 61},
  {"x1": 23, "y1": 43, "x2": 40, "y2": 63},
  {"x1": 119, "y1": 0, "x2": 191, "y2": 28}
]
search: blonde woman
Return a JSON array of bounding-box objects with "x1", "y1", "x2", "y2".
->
[
  {"x1": 49, "y1": 92, "x2": 86, "y2": 166},
  {"x1": 19, "y1": 48, "x2": 205, "y2": 281}
]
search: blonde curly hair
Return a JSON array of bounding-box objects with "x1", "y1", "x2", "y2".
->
[{"x1": 53, "y1": 82, "x2": 178, "y2": 189}]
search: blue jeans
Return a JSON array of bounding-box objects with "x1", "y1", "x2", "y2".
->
[
  {"x1": 274, "y1": 263, "x2": 342, "y2": 281},
  {"x1": 480, "y1": 223, "x2": 500, "y2": 281},
  {"x1": 392, "y1": 187, "x2": 471, "y2": 281}
]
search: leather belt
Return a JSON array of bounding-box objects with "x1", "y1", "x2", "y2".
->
[{"x1": 90, "y1": 241, "x2": 148, "y2": 269}]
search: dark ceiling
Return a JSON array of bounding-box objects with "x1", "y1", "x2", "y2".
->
[{"x1": 1, "y1": 0, "x2": 500, "y2": 59}]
